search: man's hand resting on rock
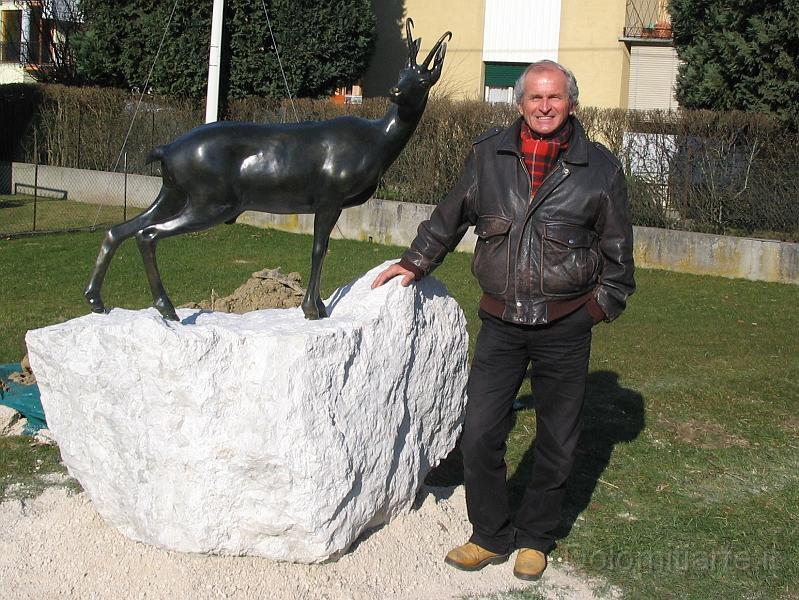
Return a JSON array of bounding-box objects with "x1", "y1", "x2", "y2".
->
[{"x1": 371, "y1": 263, "x2": 416, "y2": 289}]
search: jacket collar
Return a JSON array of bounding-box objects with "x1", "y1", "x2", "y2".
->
[{"x1": 497, "y1": 116, "x2": 590, "y2": 166}]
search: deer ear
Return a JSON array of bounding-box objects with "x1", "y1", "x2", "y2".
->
[
  {"x1": 436, "y1": 42, "x2": 448, "y2": 65},
  {"x1": 407, "y1": 37, "x2": 422, "y2": 67},
  {"x1": 430, "y1": 43, "x2": 448, "y2": 82}
]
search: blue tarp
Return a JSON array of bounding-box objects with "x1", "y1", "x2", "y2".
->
[{"x1": 0, "y1": 363, "x2": 46, "y2": 434}]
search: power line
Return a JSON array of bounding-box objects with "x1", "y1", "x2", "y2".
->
[{"x1": 260, "y1": 0, "x2": 299, "y2": 123}]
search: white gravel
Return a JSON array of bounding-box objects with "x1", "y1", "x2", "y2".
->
[{"x1": 0, "y1": 484, "x2": 616, "y2": 600}]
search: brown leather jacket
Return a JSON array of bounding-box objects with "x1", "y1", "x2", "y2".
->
[{"x1": 401, "y1": 117, "x2": 635, "y2": 325}]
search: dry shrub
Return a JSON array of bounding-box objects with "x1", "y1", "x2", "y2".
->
[
  {"x1": 5, "y1": 86, "x2": 797, "y2": 239},
  {"x1": 0, "y1": 84, "x2": 41, "y2": 163},
  {"x1": 10, "y1": 84, "x2": 204, "y2": 174},
  {"x1": 378, "y1": 98, "x2": 516, "y2": 204},
  {"x1": 660, "y1": 110, "x2": 799, "y2": 239},
  {"x1": 580, "y1": 107, "x2": 799, "y2": 240}
]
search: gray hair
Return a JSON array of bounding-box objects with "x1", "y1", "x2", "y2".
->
[{"x1": 513, "y1": 60, "x2": 579, "y2": 106}]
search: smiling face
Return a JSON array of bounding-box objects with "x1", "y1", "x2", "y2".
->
[{"x1": 517, "y1": 67, "x2": 574, "y2": 137}]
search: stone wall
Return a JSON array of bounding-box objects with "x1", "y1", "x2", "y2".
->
[
  {"x1": 239, "y1": 204, "x2": 799, "y2": 286},
  {"x1": 11, "y1": 162, "x2": 161, "y2": 208}
]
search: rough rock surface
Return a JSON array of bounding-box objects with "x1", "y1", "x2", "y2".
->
[
  {"x1": 33, "y1": 427, "x2": 57, "y2": 445},
  {"x1": 25, "y1": 262, "x2": 469, "y2": 562},
  {"x1": 5, "y1": 416, "x2": 27, "y2": 436},
  {"x1": 0, "y1": 405, "x2": 21, "y2": 435}
]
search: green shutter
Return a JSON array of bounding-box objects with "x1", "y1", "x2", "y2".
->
[{"x1": 484, "y1": 62, "x2": 528, "y2": 88}]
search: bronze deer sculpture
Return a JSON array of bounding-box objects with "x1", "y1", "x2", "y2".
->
[{"x1": 84, "y1": 19, "x2": 451, "y2": 321}]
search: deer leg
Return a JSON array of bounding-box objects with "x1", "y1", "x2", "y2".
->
[
  {"x1": 84, "y1": 187, "x2": 185, "y2": 314},
  {"x1": 135, "y1": 206, "x2": 239, "y2": 321},
  {"x1": 302, "y1": 207, "x2": 342, "y2": 320}
]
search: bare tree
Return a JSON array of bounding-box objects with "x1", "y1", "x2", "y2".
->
[{"x1": 20, "y1": 0, "x2": 82, "y2": 84}]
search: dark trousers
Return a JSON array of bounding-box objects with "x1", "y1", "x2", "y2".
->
[{"x1": 461, "y1": 306, "x2": 593, "y2": 555}]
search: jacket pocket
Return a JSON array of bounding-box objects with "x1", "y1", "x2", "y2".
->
[
  {"x1": 540, "y1": 222, "x2": 599, "y2": 296},
  {"x1": 471, "y1": 215, "x2": 512, "y2": 296}
]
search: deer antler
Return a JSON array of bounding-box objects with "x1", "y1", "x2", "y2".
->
[
  {"x1": 406, "y1": 19, "x2": 420, "y2": 65},
  {"x1": 421, "y1": 31, "x2": 453, "y2": 70}
]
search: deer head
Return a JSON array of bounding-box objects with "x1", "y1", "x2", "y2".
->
[{"x1": 389, "y1": 19, "x2": 452, "y2": 109}]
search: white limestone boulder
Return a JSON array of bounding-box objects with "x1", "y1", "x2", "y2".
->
[
  {"x1": 25, "y1": 262, "x2": 468, "y2": 562},
  {"x1": 0, "y1": 405, "x2": 22, "y2": 436}
]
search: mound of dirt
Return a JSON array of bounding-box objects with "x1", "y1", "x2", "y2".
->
[
  {"x1": 7, "y1": 355, "x2": 36, "y2": 386},
  {"x1": 181, "y1": 267, "x2": 305, "y2": 314}
]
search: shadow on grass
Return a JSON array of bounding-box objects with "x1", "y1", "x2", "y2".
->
[
  {"x1": 550, "y1": 370, "x2": 645, "y2": 539},
  {"x1": 424, "y1": 370, "x2": 645, "y2": 540},
  {"x1": 0, "y1": 199, "x2": 27, "y2": 208}
]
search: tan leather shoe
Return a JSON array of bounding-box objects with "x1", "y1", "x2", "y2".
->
[
  {"x1": 513, "y1": 548, "x2": 547, "y2": 581},
  {"x1": 444, "y1": 542, "x2": 510, "y2": 571}
]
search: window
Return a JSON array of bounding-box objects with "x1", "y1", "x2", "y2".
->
[
  {"x1": 485, "y1": 86, "x2": 514, "y2": 104},
  {"x1": 484, "y1": 62, "x2": 527, "y2": 104},
  {"x1": 1, "y1": 10, "x2": 22, "y2": 63},
  {"x1": 332, "y1": 82, "x2": 363, "y2": 105},
  {"x1": 26, "y1": 6, "x2": 55, "y2": 65}
]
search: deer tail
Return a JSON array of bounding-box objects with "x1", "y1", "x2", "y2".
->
[{"x1": 145, "y1": 145, "x2": 165, "y2": 165}]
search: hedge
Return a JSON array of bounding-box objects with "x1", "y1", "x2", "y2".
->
[{"x1": 1, "y1": 84, "x2": 797, "y2": 240}]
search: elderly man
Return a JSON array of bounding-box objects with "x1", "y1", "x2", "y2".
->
[{"x1": 372, "y1": 60, "x2": 635, "y2": 580}]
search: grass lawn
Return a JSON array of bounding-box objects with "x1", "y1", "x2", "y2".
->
[
  {"x1": 0, "y1": 436, "x2": 81, "y2": 500},
  {"x1": 0, "y1": 223, "x2": 797, "y2": 599},
  {"x1": 0, "y1": 194, "x2": 141, "y2": 235}
]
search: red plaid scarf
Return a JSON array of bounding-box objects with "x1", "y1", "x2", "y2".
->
[{"x1": 519, "y1": 119, "x2": 572, "y2": 197}]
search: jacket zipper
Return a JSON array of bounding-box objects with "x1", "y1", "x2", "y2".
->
[
  {"x1": 531, "y1": 160, "x2": 564, "y2": 207},
  {"x1": 515, "y1": 156, "x2": 531, "y2": 314},
  {"x1": 517, "y1": 156, "x2": 531, "y2": 200},
  {"x1": 514, "y1": 157, "x2": 569, "y2": 317}
]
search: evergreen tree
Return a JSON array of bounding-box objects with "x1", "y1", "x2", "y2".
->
[
  {"x1": 73, "y1": 0, "x2": 375, "y2": 101},
  {"x1": 670, "y1": 0, "x2": 799, "y2": 128},
  {"x1": 71, "y1": 0, "x2": 137, "y2": 87}
]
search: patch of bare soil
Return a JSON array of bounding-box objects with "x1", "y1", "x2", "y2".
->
[
  {"x1": 778, "y1": 416, "x2": 799, "y2": 434},
  {"x1": 0, "y1": 485, "x2": 617, "y2": 600},
  {"x1": 665, "y1": 418, "x2": 750, "y2": 449},
  {"x1": 181, "y1": 267, "x2": 305, "y2": 313}
]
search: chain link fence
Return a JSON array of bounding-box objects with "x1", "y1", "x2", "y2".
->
[
  {"x1": 619, "y1": 127, "x2": 799, "y2": 239},
  {"x1": 572, "y1": 108, "x2": 797, "y2": 241},
  {"x1": 0, "y1": 86, "x2": 203, "y2": 237},
  {"x1": 2, "y1": 84, "x2": 798, "y2": 241},
  {"x1": 0, "y1": 88, "x2": 379, "y2": 237},
  {"x1": 0, "y1": 149, "x2": 156, "y2": 237}
]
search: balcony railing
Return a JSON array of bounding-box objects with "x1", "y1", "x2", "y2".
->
[
  {"x1": 0, "y1": 40, "x2": 54, "y2": 65},
  {"x1": 624, "y1": 0, "x2": 672, "y2": 39},
  {"x1": 0, "y1": 41, "x2": 22, "y2": 63}
]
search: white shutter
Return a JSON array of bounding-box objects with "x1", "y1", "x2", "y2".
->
[
  {"x1": 628, "y1": 45, "x2": 680, "y2": 110},
  {"x1": 483, "y1": 0, "x2": 560, "y2": 63}
]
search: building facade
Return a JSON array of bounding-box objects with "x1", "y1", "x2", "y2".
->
[
  {"x1": 363, "y1": 0, "x2": 679, "y2": 110},
  {"x1": 0, "y1": 0, "x2": 78, "y2": 84}
]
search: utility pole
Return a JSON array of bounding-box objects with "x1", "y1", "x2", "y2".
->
[{"x1": 205, "y1": 0, "x2": 224, "y2": 123}]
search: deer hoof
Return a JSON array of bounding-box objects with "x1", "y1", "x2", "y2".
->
[
  {"x1": 85, "y1": 291, "x2": 107, "y2": 315},
  {"x1": 158, "y1": 308, "x2": 180, "y2": 322},
  {"x1": 155, "y1": 299, "x2": 180, "y2": 322},
  {"x1": 302, "y1": 299, "x2": 328, "y2": 320}
]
